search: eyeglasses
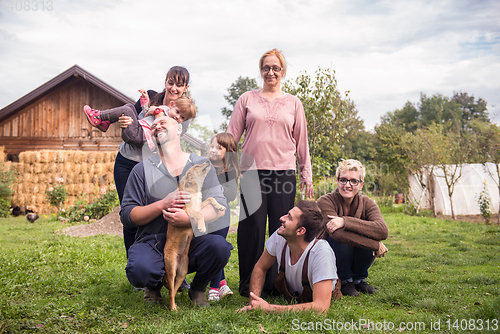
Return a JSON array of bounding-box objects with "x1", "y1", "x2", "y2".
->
[
  {"x1": 337, "y1": 177, "x2": 362, "y2": 186},
  {"x1": 261, "y1": 66, "x2": 282, "y2": 73}
]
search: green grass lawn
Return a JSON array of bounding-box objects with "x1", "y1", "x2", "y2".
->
[{"x1": 0, "y1": 213, "x2": 499, "y2": 333}]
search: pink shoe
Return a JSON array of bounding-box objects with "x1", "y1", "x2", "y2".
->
[{"x1": 83, "y1": 105, "x2": 110, "y2": 132}]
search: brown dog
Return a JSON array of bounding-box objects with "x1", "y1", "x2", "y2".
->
[{"x1": 163, "y1": 161, "x2": 226, "y2": 310}]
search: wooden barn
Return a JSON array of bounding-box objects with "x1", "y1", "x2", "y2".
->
[
  {"x1": 0, "y1": 64, "x2": 205, "y2": 161},
  {"x1": 0, "y1": 65, "x2": 134, "y2": 160}
]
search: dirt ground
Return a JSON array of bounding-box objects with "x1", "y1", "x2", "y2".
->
[
  {"x1": 61, "y1": 206, "x2": 238, "y2": 237},
  {"x1": 436, "y1": 213, "x2": 500, "y2": 225}
]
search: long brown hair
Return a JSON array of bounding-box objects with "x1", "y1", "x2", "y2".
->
[
  {"x1": 211, "y1": 132, "x2": 240, "y2": 177},
  {"x1": 150, "y1": 66, "x2": 190, "y2": 106}
]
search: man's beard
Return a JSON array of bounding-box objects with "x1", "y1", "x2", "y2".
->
[{"x1": 154, "y1": 128, "x2": 171, "y2": 146}]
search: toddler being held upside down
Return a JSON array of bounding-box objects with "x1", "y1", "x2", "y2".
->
[{"x1": 84, "y1": 89, "x2": 196, "y2": 150}]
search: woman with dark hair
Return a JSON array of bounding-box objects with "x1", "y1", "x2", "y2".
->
[
  {"x1": 113, "y1": 66, "x2": 191, "y2": 257},
  {"x1": 227, "y1": 49, "x2": 313, "y2": 298}
]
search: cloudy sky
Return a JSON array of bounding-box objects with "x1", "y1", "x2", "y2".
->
[{"x1": 1, "y1": 0, "x2": 499, "y2": 132}]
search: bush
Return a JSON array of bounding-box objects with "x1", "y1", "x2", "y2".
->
[
  {"x1": 63, "y1": 186, "x2": 119, "y2": 223},
  {"x1": 45, "y1": 177, "x2": 67, "y2": 211},
  {"x1": 477, "y1": 180, "x2": 492, "y2": 224},
  {"x1": 0, "y1": 161, "x2": 17, "y2": 217}
]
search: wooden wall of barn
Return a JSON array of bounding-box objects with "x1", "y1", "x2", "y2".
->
[{"x1": 0, "y1": 76, "x2": 128, "y2": 155}]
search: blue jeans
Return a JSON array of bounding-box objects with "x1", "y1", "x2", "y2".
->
[
  {"x1": 126, "y1": 233, "x2": 233, "y2": 292},
  {"x1": 209, "y1": 225, "x2": 229, "y2": 288},
  {"x1": 327, "y1": 235, "x2": 374, "y2": 284}
]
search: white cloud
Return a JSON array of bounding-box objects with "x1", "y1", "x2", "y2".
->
[{"x1": 0, "y1": 0, "x2": 499, "y2": 131}]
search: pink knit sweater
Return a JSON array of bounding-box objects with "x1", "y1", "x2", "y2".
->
[{"x1": 227, "y1": 90, "x2": 312, "y2": 183}]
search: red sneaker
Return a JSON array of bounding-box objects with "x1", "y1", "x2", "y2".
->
[{"x1": 84, "y1": 106, "x2": 110, "y2": 132}]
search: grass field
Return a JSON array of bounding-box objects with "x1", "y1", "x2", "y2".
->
[{"x1": 0, "y1": 212, "x2": 499, "y2": 333}]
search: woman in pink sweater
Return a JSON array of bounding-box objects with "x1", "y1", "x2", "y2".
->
[{"x1": 227, "y1": 48, "x2": 313, "y2": 298}]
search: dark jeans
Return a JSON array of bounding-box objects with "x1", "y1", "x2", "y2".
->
[
  {"x1": 209, "y1": 225, "x2": 229, "y2": 288},
  {"x1": 114, "y1": 152, "x2": 139, "y2": 257},
  {"x1": 237, "y1": 170, "x2": 296, "y2": 297},
  {"x1": 327, "y1": 235, "x2": 374, "y2": 283},
  {"x1": 126, "y1": 233, "x2": 233, "y2": 292}
]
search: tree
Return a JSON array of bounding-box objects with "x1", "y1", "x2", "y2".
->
[
  {"x1": 432, "y1": 126, "x2": 474, "y2": 220},
  {"x1": 402, "y1": 124, "x2": 443, "y2": 215},
  {"x1": 373, "y1": 123, "x2": 409, "y2": 195},
  {"x1": 471, "y1": 120, "x2": 500, "y2": 223},
  {"x1": 220, "y1": 76, "x2": 258, "y2": 131},
  {"x1": 380, "y1": 101, "x2": 420, "y2": 132},
  {"x1": 452, "y1": 91, "x2": 489, "y2": 126},
  {"x1": 283, "y1": 67, "x2": 350, "y2": 169},
  {"x1": 380, "y1": 92, "x2": 490, "y2": 134}
]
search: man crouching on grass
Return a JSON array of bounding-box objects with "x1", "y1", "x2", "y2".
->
[{"x1": 237, "y1": 200, "x2": 341, "y2": 314}]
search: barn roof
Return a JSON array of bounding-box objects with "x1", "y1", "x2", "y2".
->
[
  {"x1": 0, "y1": 64, "x2": 205, "y2": 150},
  {"x1": 0, "y1": 64, "x2": 134, "y2": 124}
]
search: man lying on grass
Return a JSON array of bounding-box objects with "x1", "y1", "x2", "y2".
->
[{"x1": 237, "y1": 200, "x2": 341, "y2": 314}]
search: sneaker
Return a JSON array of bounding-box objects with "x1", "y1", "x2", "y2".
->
[
  {"x1": 341, "y1": 282, "x2": 359, "y2": 296},
  {"x1": 83, "y1": 105, "x2": 110, "y2": 132},
  {"x1": 218, "y1": 284, "x2": 233, "y2": 299},
  {"x1": 355, "y1": 281, "x2": 377, "y2": 294},
  {"x1": 143, "y1": 288, "x2": 162, "y2": 304},
  {"x1": 208, "y1": 289, "x2": 220, "y2": 301}
]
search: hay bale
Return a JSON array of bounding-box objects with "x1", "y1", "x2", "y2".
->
[
  {"x1": 39, "y1": 150, "x2": 49, "y2": 163},
  {"x1": 105, "y1": 162, "x2": 113, "y2": 173},
  {"x1": 96, "y1": 153, "x2": 104, "y2": 164},
  {"x1": 74, "y1": 151, "x2": 86, "y2": 164},
  {"x1": 73, "y1": 163, "x2": 81, "y2": 175},
  {"x1": 106, "y1": 172, "x2": 114, "y2": 185},
  {"x1": 63, "y1": 162, "x2": 72, "y2": 174},
  {"x1": 35, "y1": 194, "x2": 45, "y2": 205},
  {"x1": 33, "y1": 163, "x2": 42, "y2": 174},
  {"x1": 67, "y1": 173, "x2": 77, "y2": 184},
  {"x1": 40, "y1": 163, "x2": 49, "y2": 174},
  {"x1": 65, "y1": 151, "x2": 75, "y2": 162},
  {"x1": 31, "y1": 174, "x2": 39, "y2": 184},
  {"x1": 87, "y1": 154, "x2": 97, "y2": 165},
  {"x1": 95, "y1": 163, "x2": 106, "y2": 175},
  {"x1": 67, "y1": 184, "x2": 76, "y2": 196},
  {"x1": 47, "y1": 162, "x2": 57, "y2": 174},
  {"x1": 85, "y1": 183, "x2": 95, "y2": 195},
  {"x1": 80, "y1": 163, "x2": 89, "y2": 174},
  {"x1": 19, "y1": 152, "x2": 28, "y2": 163},
  {"x1": 23, "y1": 173, "x2": 32, "y2": 183},
  {"x1": 11, "y1": 194, "x2": 21, "y2": 207},
  {"x1": 103, "y1": 152, "x2": 116, "y2": 163},
  {"x1": 77, "y1": 183, "x2": 84, "y2": 195},
  {"x1": 55, "y1": 150, "x2": 65, "y2": 163},
  {"x1": 34, "y1": 151, "x2": 41, "y2": 163},
  {"x1": 16, "y1": 162, "x2": 24, "y2": 174},
  {"x1": 82, "y1": 173, "x2": 91, "y2": 184}
]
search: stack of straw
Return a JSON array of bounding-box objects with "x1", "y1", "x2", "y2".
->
[{"x1": 11, "y1": 150, "x2": 117, "y2": 214}]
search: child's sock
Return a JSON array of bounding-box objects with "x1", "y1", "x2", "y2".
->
[{"x1": 219, "y1": 280, "x2": 227, "y2": 288}]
